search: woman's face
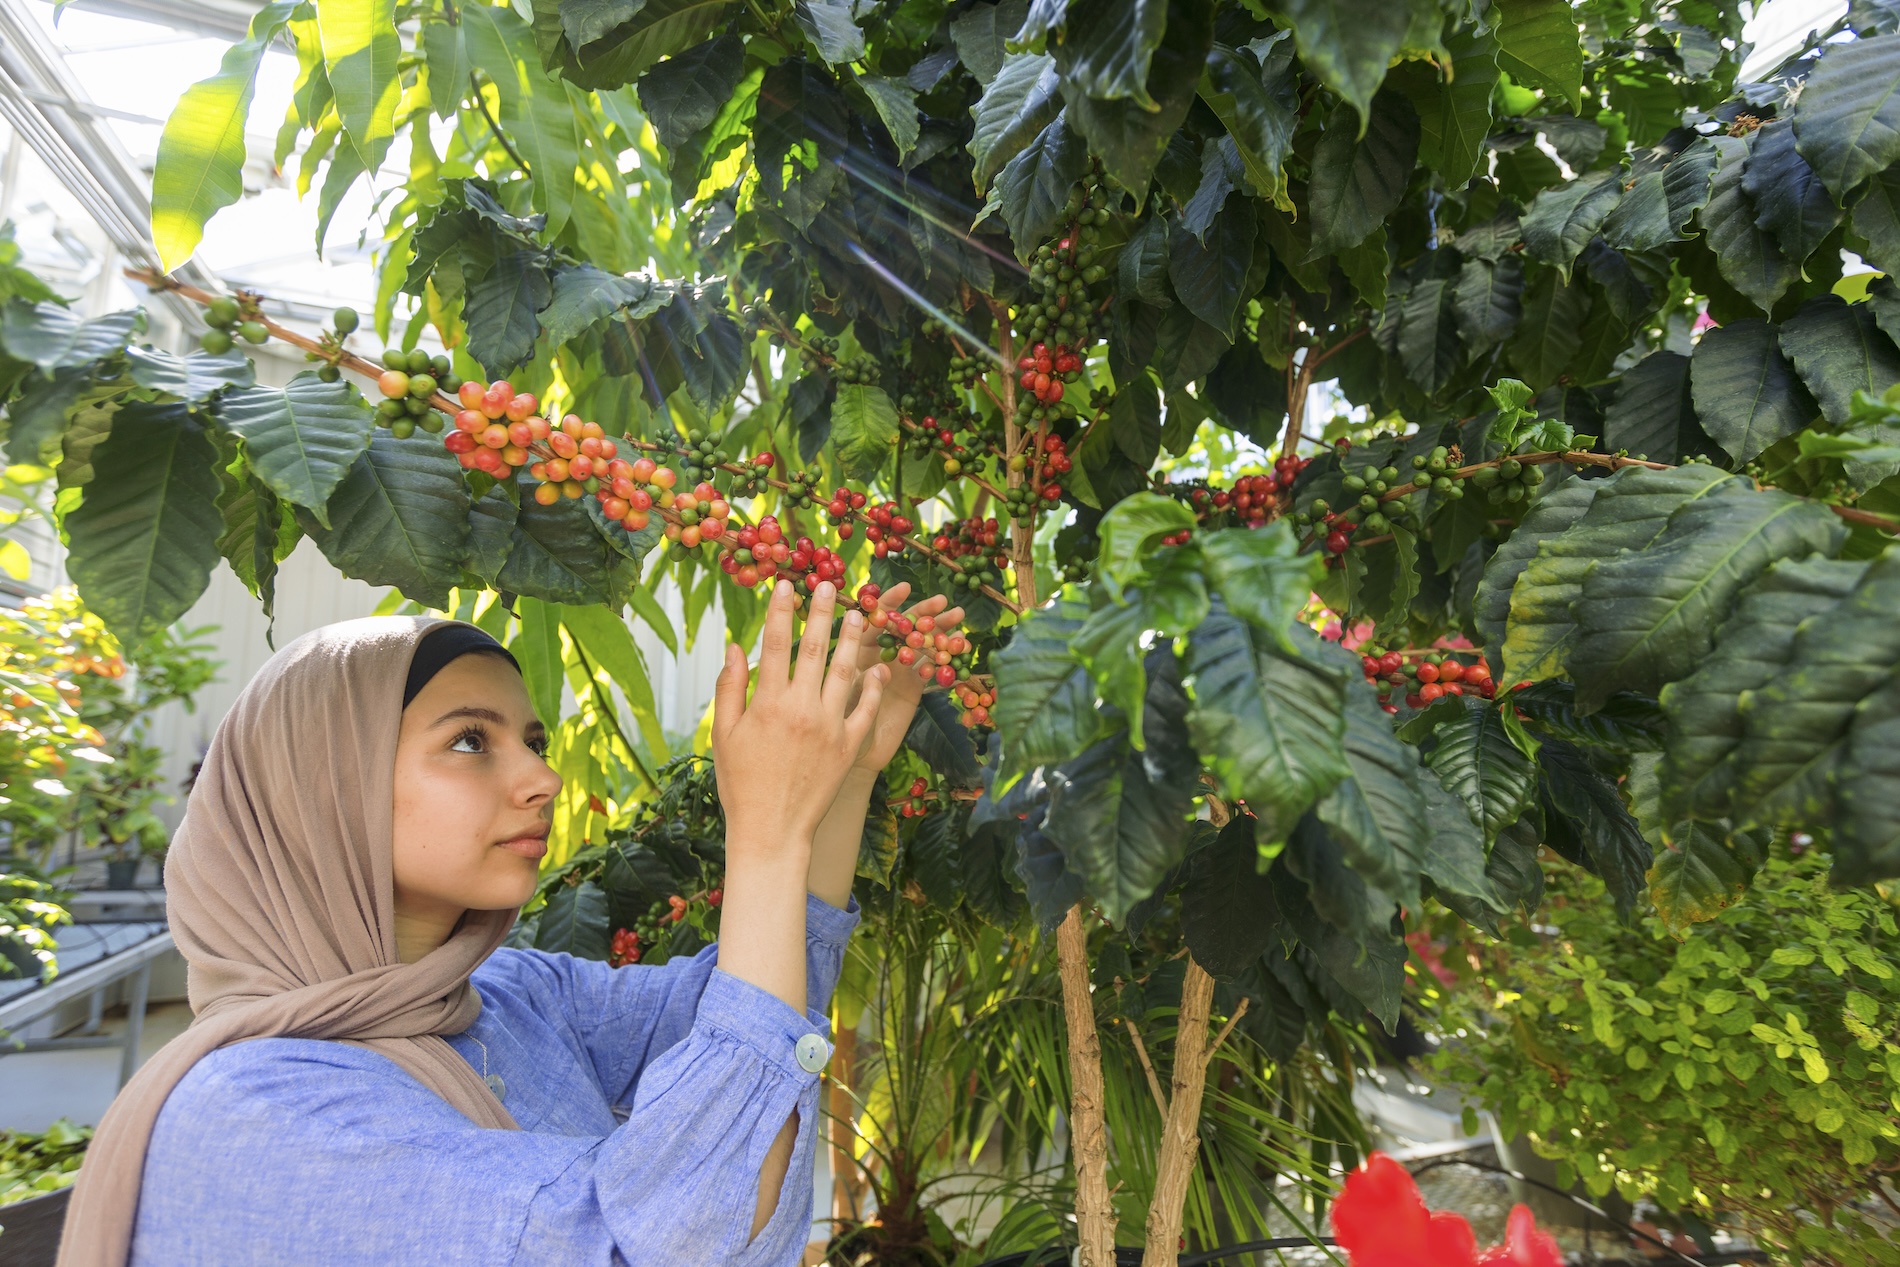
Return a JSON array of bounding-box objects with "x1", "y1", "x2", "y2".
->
[{"x1": 391, "y1": 652, "x2": 561, "y2": 924}]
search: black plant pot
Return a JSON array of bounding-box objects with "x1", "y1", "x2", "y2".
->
[
  {"x1": 104, "y1": 858, "x2": 140, "y2": 889},
  {"x1": 0, "y1": 1186, "x2": 72, "y2": 1266}
]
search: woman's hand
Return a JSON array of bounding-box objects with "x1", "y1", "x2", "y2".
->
[
  {"x1": 840, "y1": 582, "x2": 966, "y2": 774},
  {"x1": 712, "y1": 578, "x2": 890, "y2": 854}
]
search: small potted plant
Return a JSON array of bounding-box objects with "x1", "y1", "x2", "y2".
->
[{"x1": 77, "y1": 740, "x2": 172, "y2": 890}]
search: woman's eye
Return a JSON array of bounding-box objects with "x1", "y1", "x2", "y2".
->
[
  {"x1": 527, "y1": 736, "x2": 550, "y2": 758},
  {"x1": 449, "y1": 728, "x2": 487, "y2": 754}
]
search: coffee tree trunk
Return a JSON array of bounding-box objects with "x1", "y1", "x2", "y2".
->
[{"x1": 1142, "y1": 960, "x2": 1218, "y2": 1267}]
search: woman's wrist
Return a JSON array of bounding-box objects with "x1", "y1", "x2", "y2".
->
[
  {"x1": 716, "y1": 830, "x2": 814, "y2": 1013},
  {"x1": 807, "y1": 769, "x2": 878, "y2": 909}
]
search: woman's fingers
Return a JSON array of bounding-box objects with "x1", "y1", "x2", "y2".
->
[
  {"x1": 711, "y1": 643, "x2": 749, "y2": 749},
  {"x1": 876, "y1": 582, "x2": 911, "y2": 612},
  {"x1": 824, "y1": 609, "x2": 865, "y2": 710},
  {"x1": 793, "y1": 581, "x2": 838, "y2": 695},
  {"x1": 756, "y1": 579, "x2": 797, "y2": 695},
  {"x1": 845, "y1": 663, "x2": 890, "y2": 749}
]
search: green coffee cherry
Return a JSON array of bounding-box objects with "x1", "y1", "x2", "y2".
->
[{"x1": 332, "y1": 306, "x2": 359, "y2": 335}]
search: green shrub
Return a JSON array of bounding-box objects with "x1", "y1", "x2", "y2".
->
[
  {"x1": 1432, "y1": 851, "x2": 1900, "y2": 1265},
  {"x1": 0, "y1": 1119, "x2": 90, "y2": 1208}
]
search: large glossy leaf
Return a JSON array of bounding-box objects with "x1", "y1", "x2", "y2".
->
[
  {"x1": 1050, "y1": 0, "x2": 1165, "y2": 104},
  {"x1": 539, "y1": 265, "x2": 656, "y2": 350},
  {"x1": 1412, "y1": 23, "x2": 1498, "y2": 190},
  {"x1": 1315, "y1": 686, "x2": 1426, "y2": 904},
  {"x1": 318, "y1": 0, "x2": 400, "y2": 171},
  {"x1": 125, "y1": 346, "x2": 254, "y2": 402},
  {"x1": 793, "y1": 0, "x2": 864, "y2": 64},
  {"x1": 1269, "y1": 829, "x2": 1404, "y2": 1031},
  {"x1": 1698, "y1": 134, "x2": 1796, "y2": 315},
  {"x1": 992, "y1": 601, "x2": 1106, "y2": 777},
  {"x1": 1835, "y1": 675, "x2": 1900, "y2": 884},
  {"x1": 215, "y1": 470, "x2": 297, "y2": 616},
  {"x1": 1658, "y1": 556, "x2": 1867, "y2": 822},
  {"x1": 1306, "y1": 91, "x2": 1419, "y2": 257},
  {"x1": 550, "y1": 0, "x2": 739, "y2": 92},
  {"x1": 636, "y1": 34, "x2": 745, "y2": 152},
  {"x1": 465, "y1": 250, "x2": 551, "y2": 378},
  {"x1": 216, "y1": 374, "x2": 376, "y2": 526},
  {"x1": 1042, "y1": 667, "x2": 1200, "y2": 924},
  {"x1": 495, "y1": 492, "x2": 617, "y2": 605},
  {"x1": 1397, "y1": 275, "x2": 1462, "y2": 395},
  {"x1": 63, "y1": 402, "x2": 222, "y2": 646},
  {"x1": 1602, "y1": 143, "x2": 1708, "y2": 251},
  {"x1": 465, "y1": 484, "x2": 519, "y2": 586},
  {"x1": 1453, "y1": 255, "x2": 1524, "y2": 355},
  {"x1": 1791, "y1": 31, "x2": 1900, "y2": 200},
  {"x1": 1, "y1": 303, "x2": 139, "y2": 373},
  {"x1": 1198, "y1": 42, "x2": 1299, "y2": 204},
  {"x1": 1504, "y1": 271, "x2": 1586, "y2": 390},
  {"x1": 1199, "y1": 521, "x2": 1314, "y2": 644},
  {"x1": 750, "y1": 58, "x2": 845, "y2": 230},
  {"x1": 1416, "y1": 773, "x2": 1505, "y2": 929},
  {"x1": 1520, "y1": 170, "x2": 1623, "y2": 279},
  {"x1": 534, "y1": 878, "x2": 611, "y2": 959},
  {"x1": 1185, "y1": 612, "x2": 1348, "y2": 841},
  {"x1": 1601, "y1": 348, "x2": 1713, "y2": 463},
  {"x1": 1777, "y1": 294, "x2": 1900, "y2": 426},
  {"x1": 1181, "y1": 816, "x2": 1281, "y2": 978},
  {"x1": 1276, "y1": 0, "x2": 1415, "y2": 123},
  {"x1": 996, "y1": 111, "x2": 1089, "y2": 251},
  {"x1": 1168, "y1": 200, "x2": 1256, "y2": 339},
  {"x1": 1423, "y1": 698, "x2": 1536, "y2": 843},
  {"x1": 1494, "y1": 0, "x2": 1583, "y2": 105},
  {"x1": 1500, "y1": 464, "x2": 1731, "y2": 685},
  {"x1": 1472, "y1": 477, "x2": 1598, "y2": 651},
  {"x1": 1689, "y1": 318, "x2": 1817, "y2": 466},
  {"x1": 1568, "y1": 481, "x2": 1845, "y2": 712},
  {"x1": 969, "y1": 52, "x2": 1062, "y2": 190},
  {"x1": 1510, "y1": 679, "x2": 1666, "y2": 752},
  {"x1": 828, "y1": 384, "x2": 899, "y2": 478},
  {"x1": 1539, "y1": 738, "x2": 1651, "y2": 921},
  {"x1": 1731, "y1": 553, "x2": 1900, "y2": 829},
  {"x1": 906, "y1": 692, "x2": 982, "y2": 788},
  {"x1": 1741, "y1": 118, "x2": 1841, "y2": 265},
  {"x1": 1059, "y1": 0, "x2": 1210, "y2": 194},
  {"x1": 1648, "y1": 822, "x2": 1766, "y2": 934},
  {"x1": 302, "y1": 432, "x2": 471, "y2": 609},
  {"x1": 6, "y1": 366, "x2": 92, "y2": 466},
  {"x1": 151, "y1": 3, "x2": 296, "y2": 271},
  {"x1": 947, "y1": 0, "x2": 1025, "y2": 86}
]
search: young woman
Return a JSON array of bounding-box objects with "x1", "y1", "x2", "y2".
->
[{"x1": 58, "y1": 578, "x2": 956, "y2": 1267}]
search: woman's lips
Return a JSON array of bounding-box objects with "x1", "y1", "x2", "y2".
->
[{"x1": 497, "y1": 831, "x2": 549, "y2": 859}]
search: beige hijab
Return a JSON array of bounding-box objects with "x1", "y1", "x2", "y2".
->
[{"x1": 58, "y1": 616, "x2": 521, "y2": 1267}]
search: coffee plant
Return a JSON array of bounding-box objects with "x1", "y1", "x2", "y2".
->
[{"x1": 8, "y1": 0, "x2": 1900, "y2": 1258}]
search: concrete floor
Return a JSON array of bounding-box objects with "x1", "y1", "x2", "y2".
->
[{"x1": 0, "y1": 1000, "x2": 194, "y2": 1134}]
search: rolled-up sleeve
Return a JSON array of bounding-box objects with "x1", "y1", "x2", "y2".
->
[{"x1": 518, "y1": 894, "x2": 859, "y2": 1108}]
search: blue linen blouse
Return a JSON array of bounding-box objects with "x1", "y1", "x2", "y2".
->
[{"x1": 128, "y1": 894, "x2": 857, "y2": 1267}]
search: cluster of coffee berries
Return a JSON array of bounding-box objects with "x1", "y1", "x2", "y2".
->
[
  {"x1": 1001, "y1": 431, "x2": 1071, "y2": 521},
  {"x1": 718, "y1": 519, "x2": 844, "y2": 593},
  {"x1": 656, "y1": 476, "x2": 730, "y2": 549},
  {"x1": 199, "y1": 294, "x2": 268, "y2": 354},
  {"x1": 948, "y1": 351, "x2": 988, "y2": 388},
  {"x1": 952, "y1": 678, "x2": 997, "y2": 728},
  {"x1": 673, "y1": 428, "x2": 732, "y2": 486},
  {"x1": 862, "y1": 501, "x2": 915, "y2": 559},
  {"x1": 609, "y1": 886, "x2": 723, "y2": 967},
  {"x1": 898, "y1": 777, "x2": 933, "y2": 818},
  {"x1": 1015, "y1": 341, "x2": 1083, "y2": 407},
  {"x1": 375, "y1": 349, "x2": 459, "y2": 437},
  {"x1": 869, "y1": 599, "x2": 978, "y2": 690},
  {"x1": 1361, "y1": 648, "x2": 1496, "y2": 714},
  {"x1": 441, "y1": 379, "x2": 536, "y2": 476},
  {"x1": 1468, "y1": 455, "x2": 1545, "y2": 503},
  {"x1": 1187, "y1": 472, "x2": 1282, "y2": 528},
  {"x1": 779, "y1": 468, "x2": 825, "y2": 511},
  {"x1": 931, "y1": 516, "x2": 1009, "y2": 593},
  {"x1": 823, "y1": 485, "x2": 870, "y2": 534},
  {"x1": 1406, "y1": 445, "x2": 1467, "y2": 498},
  {"x1": 306, "y1": 306, "x2": 362, "y2": 381},
  {"x1": 1338, "y1": 459, "x2": 1424, "y2": 538}
]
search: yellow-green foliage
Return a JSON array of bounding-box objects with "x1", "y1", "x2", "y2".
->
[{"x1": 1435, "y1": 852, "x2": 1899, "y2": 1265}]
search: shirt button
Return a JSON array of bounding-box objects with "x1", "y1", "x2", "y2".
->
[
  {"x1": 794, "y1": 1033, "x2": 831, "y2": 1074},
  {"x1": 485, "y1": 1073, "x2": 506, "y2": 1100}
]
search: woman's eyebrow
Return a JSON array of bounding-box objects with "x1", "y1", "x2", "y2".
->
[{"x1": 432, "y1": 705, "x2": 508, "y2": 728}]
